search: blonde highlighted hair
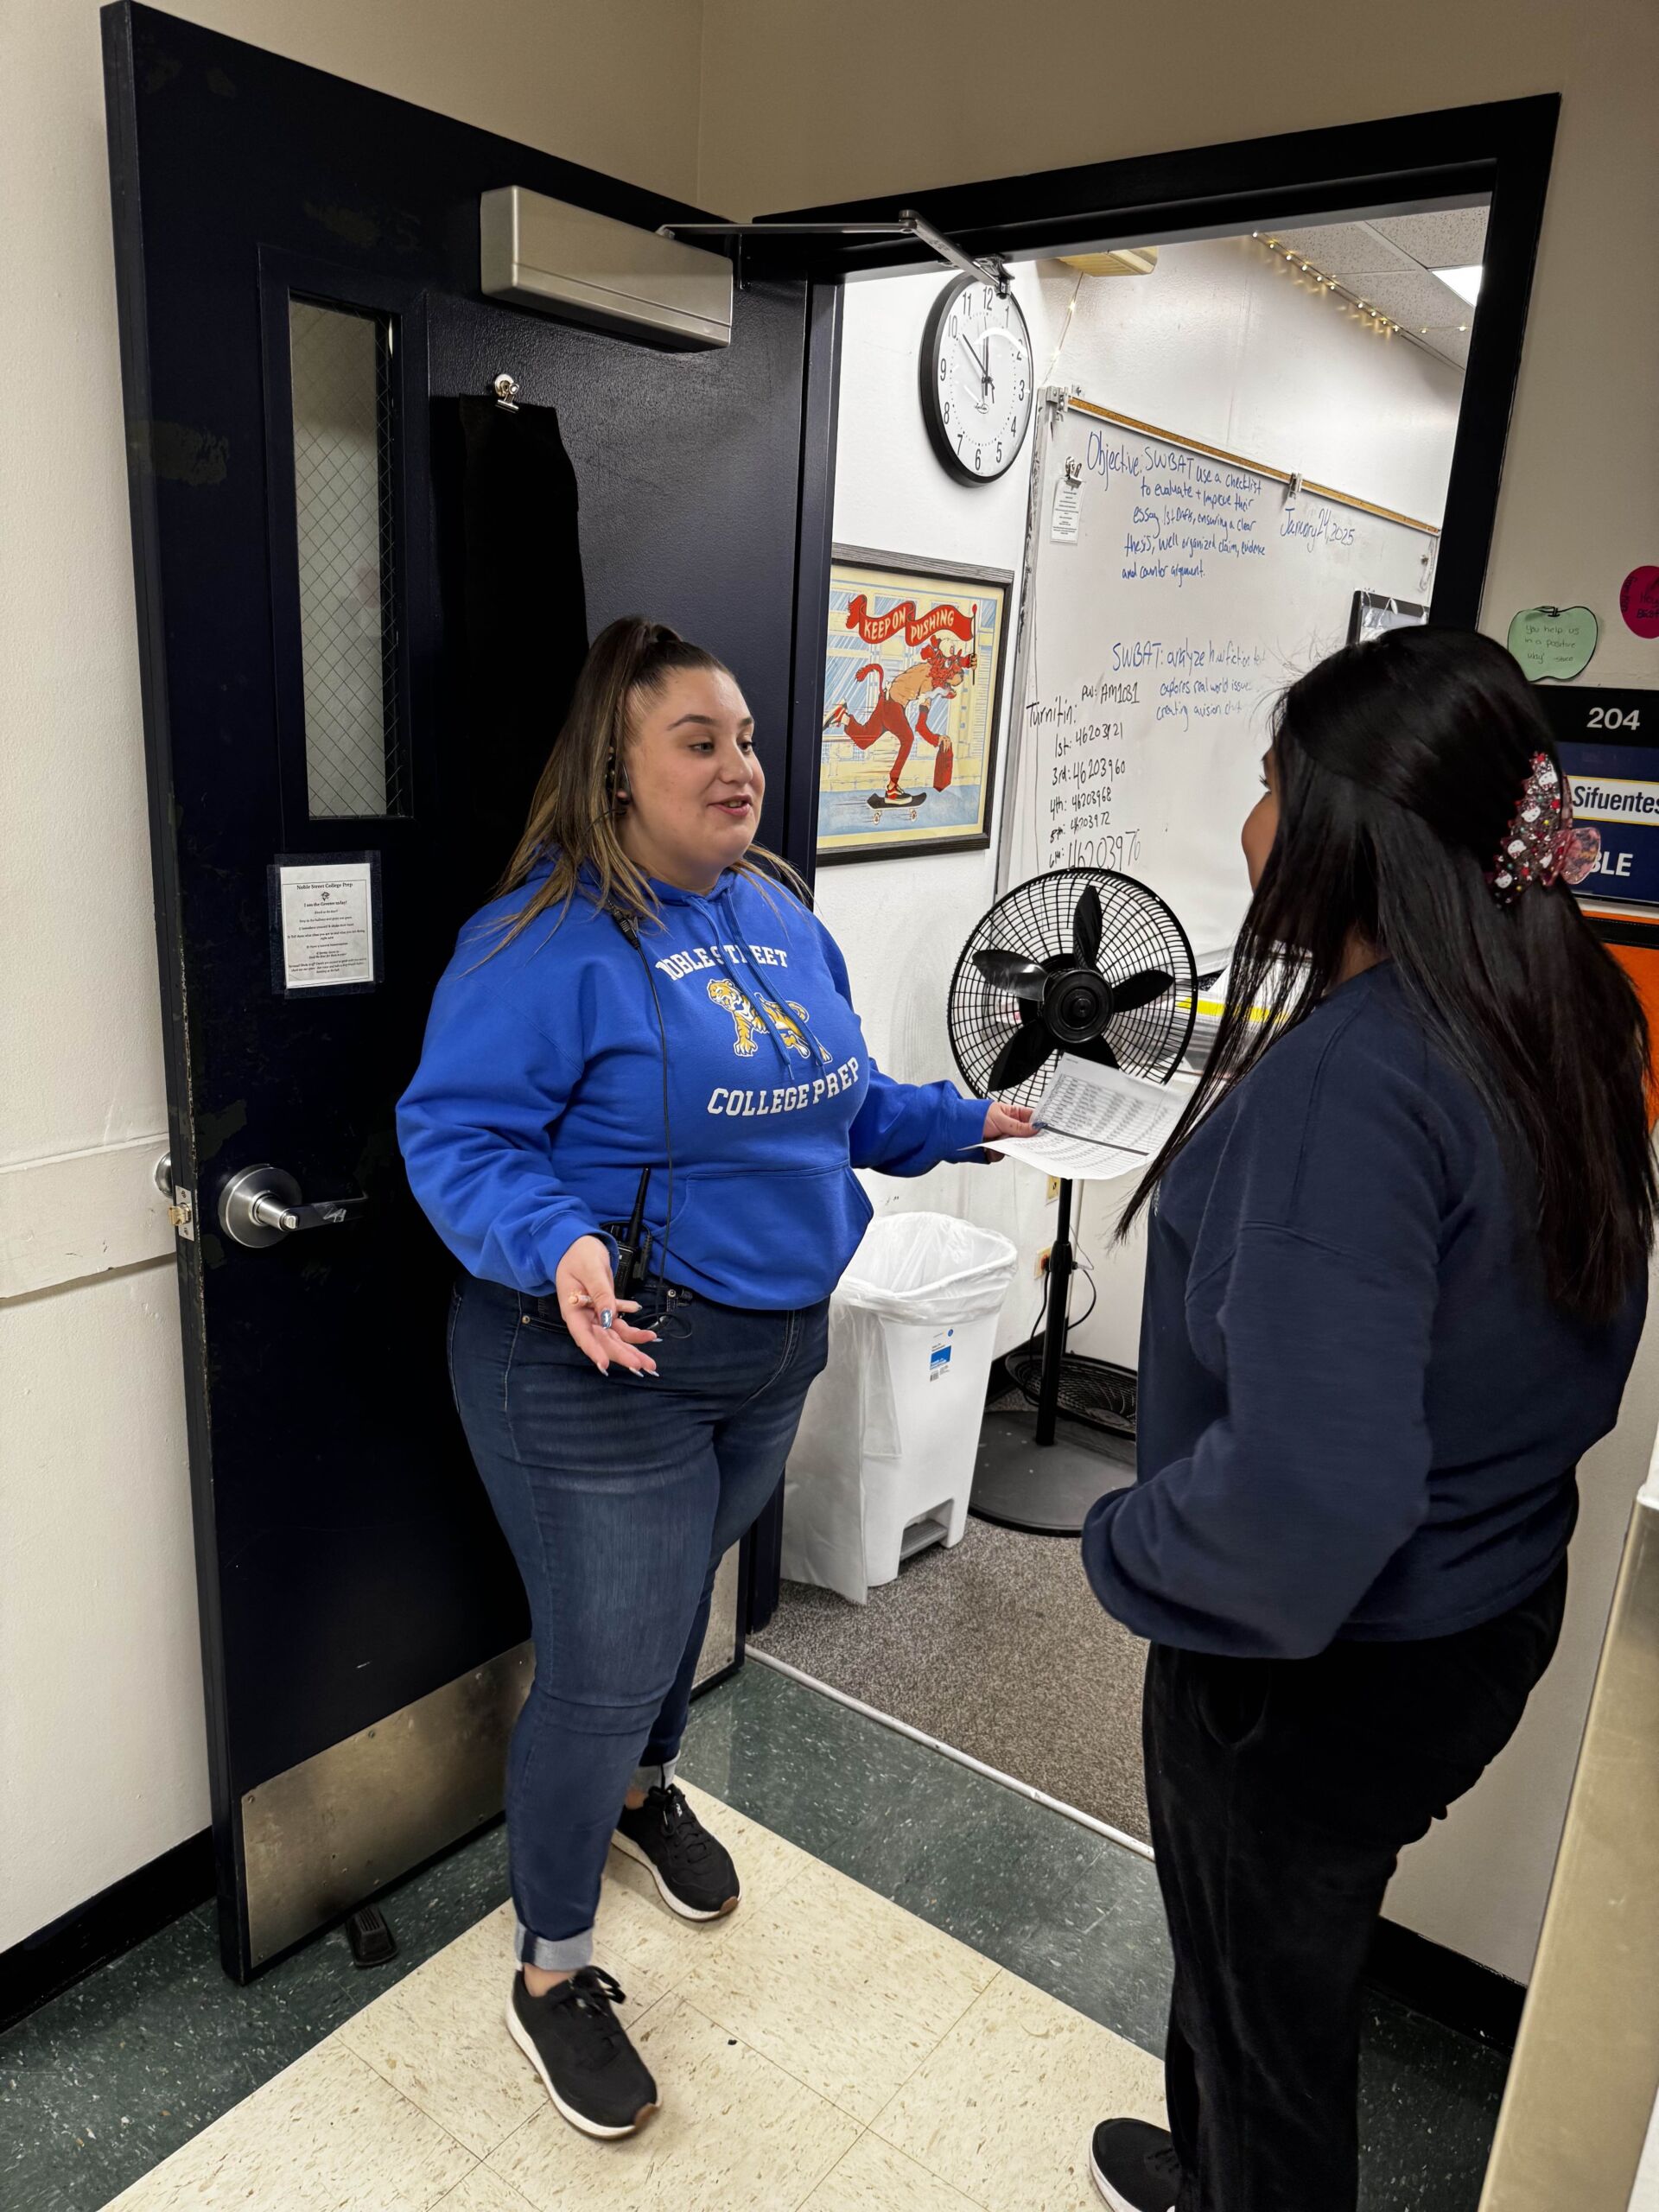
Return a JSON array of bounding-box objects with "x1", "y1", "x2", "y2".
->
[{"x1": 486, "y1": 616, "x2": 806, "y2": 952}]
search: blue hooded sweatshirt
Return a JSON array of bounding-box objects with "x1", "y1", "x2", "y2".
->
[{"x1": 397, "y1": 865, "x2": 988, "y2": 1310}]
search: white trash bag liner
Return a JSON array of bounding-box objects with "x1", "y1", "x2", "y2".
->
[{"x1": 782, "y1": 1212, "x2": 1018, "y2": 1605}]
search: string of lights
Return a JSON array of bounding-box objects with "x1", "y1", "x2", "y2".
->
[{"x1": 1251, "y1": 233, "x2": 1469, "y2": 360}]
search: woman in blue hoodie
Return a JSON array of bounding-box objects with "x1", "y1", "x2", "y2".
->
[
  {"x1": 398, "y1": 617, "x2": 1028, "y2": 2139},
  {"x1": 1084, "y1": 627, "x2": 1653, "y2": 2212}
]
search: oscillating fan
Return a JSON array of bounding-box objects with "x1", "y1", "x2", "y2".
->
[{"x1": 948, "y1": 868, "x2": 1196, "y2": 1534}]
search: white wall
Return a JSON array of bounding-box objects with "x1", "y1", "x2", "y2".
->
[
  {"x1": 1387, "y1": 1254, "x2": 1659, "y2": 1974},
  {"x1": 1633, "y1": 2115, "x2": 1659, "y2": 2212},
  {"x1": 0, "y1": 0, "x2": 707, "y2": 1955},
  {"x1": 819, "y1": 238, "x2": 1463, "y2": 1364},
  {"x1": 1629, "y1": 1462, "x2": 1659, "y2": 2212}
]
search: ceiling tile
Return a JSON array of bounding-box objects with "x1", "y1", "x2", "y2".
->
[
  {"x1": 1417, "y1": 326, "x2": 1471, "y2": 370},
  {"x1": 1267, "y1": 223, "x2": 1419, "y2": 275},
  {"x1": 1370, "y1": 207, "x2": 1491, "y2": 271},
  {"x1": 1338, "y1": 270, "x2": 1477, "y2": 329}
]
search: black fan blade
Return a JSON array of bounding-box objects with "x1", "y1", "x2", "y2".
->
[
  {"x1": 973, "y1": 948, "x2": 1048, "y2": 1004},
  {"x1": 1070, "y1": 1034, "x2": 1120, "y2": 1071},
  {"x1": 1106, "y1": 968, "x2": 1174, "y2": 1014},
  {"x1": 1072, "y1": 885, "x2": 1103, "y2": 968},
  {"x1": 988, "y1": 1024, "x2": 1058, "y2": 1091}
]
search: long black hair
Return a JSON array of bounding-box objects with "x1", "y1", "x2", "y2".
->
[{"x1": 1121, "y1": 626, "x2": 1654, "y2": 1321}]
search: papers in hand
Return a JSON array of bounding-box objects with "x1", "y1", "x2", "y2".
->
[{"x1": 986, "y1": 1054, "x2": 1189, "y2": 1181}]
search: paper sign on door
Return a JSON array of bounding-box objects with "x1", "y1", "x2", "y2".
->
[{"x1": 270, "y1": 855, "x2": 381, "y2": 995}]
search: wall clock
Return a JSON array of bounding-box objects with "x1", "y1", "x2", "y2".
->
[{"x1": 919, "y1": 275, "x2": 1034, "y2": 485}]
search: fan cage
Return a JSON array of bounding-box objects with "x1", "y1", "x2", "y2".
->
[
  {"x1": 948, "y1": 867, "x2": 1198, "y2": 1105},
  {"x1": 996, "y1": 1341, "x2": 1139, "y2": 1440}
]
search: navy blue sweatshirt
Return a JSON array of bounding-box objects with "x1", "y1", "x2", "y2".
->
[
  {"x1": 1083, "y1": 963, "x2": 1645, "y2": 1657},
  {"x1": 397, "y1": 866, "x2": 988, "y2": 1310}
]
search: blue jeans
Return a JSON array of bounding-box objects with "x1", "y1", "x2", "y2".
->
[{"x1": 448, "y1": 1272, "x2": 829, "y2": 1969}]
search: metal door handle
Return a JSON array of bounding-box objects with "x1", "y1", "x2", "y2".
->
[
  {"x1": 218, "y1": 1165, "x2": 369, "y2": 1249},
  {"x1": 250, "y1": 1195, "x2": 367, "y2": 1233}
]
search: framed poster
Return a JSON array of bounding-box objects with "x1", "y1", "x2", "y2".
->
[{"x1": 818, "y1": 545, "x2": 1012, "y2": 863}]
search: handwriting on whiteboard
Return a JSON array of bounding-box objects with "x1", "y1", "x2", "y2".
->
[
  {"x1": 1029, "y1": 633, "x2": 1268, "y2": 868},
  {"x1": 1085, "y1": 432, "x2": 1270, "y2": 590},
  {"x1": 1009, "y1": 406, "x2": 1434, "y2": 957}
]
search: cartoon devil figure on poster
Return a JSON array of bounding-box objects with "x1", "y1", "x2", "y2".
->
[{"x1": 826, "y1": 631, "x2": 976, "y2": 810}]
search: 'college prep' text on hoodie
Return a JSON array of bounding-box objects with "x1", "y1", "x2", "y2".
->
[{"x1": 396, "y1": 867, "x2": 988, "y2": 1310}]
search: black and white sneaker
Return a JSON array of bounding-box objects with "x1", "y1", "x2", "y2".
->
[
  {"x1": 505, "y1": 1967, "x2": 658, "y2": 2139},
  {"x1": 613, "y1": 1783, "x2": 741, "y2": 1921},
  {"x1": 1090, "y1": 2119, "x2": 1184, "y2": 2210}
]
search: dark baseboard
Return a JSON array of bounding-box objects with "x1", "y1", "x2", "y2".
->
[
  {"x1": 0, "y1": 1828, "x2": 215, "y2": 2036},
  {"x1": 1368, "y1": 1915, "x2": 1524, "y2": 2050},
  {"x1": 0, "y1": 1811, "x2": 1525, "y2": 2057}
]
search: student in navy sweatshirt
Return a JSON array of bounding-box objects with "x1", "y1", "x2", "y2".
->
[
  {"x1": 1084, "y1": 626, "x2": 1654, "y2": 2212},
  {"x1": 398, "y1": 617, "x2": 1029, "y2": 2139}
]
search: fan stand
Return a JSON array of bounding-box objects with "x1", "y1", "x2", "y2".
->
[{"x1": 970, "y1": 1176, "x2": 1135, "y2": 1537}]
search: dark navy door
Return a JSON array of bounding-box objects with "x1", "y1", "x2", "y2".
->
[{"x1": 103, "y1": 1, "x2": 836, "y2": 1977}]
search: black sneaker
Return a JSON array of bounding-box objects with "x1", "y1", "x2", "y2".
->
[
  {"x1": 613, "y1": 1783, "x2": 741, "y2": 1921},
  {"x1": 1090, "y1": 2119, "x2": 1184, "y2": 2211},
  {"x1": 505, "y1": 1967, "x2": 658, "y2": 2139}
]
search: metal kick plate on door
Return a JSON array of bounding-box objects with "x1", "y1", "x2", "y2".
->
[
  {"x1": 241, "y1": 1643, "x2": 533, "y2": 1967},
  {"x1": 239, "y1": 1538, "x2": 743, "y2": 1967}
]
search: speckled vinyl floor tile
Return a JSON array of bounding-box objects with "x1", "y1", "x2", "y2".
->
[
  {"x1": 7, "y1": 1663, "x2": 1511, "y2": 2212},
  {"x1": 871, "y1": 1966, "x2": 1167, "y2": 2212},
  {"x1": 70, "y1": 1796, "x2": 1156, "y2": 2212},
  {"x1": 98, "y1": 2033, "x2": 475, "y2": 2210}
]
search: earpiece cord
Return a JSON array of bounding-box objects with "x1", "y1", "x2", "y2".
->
[
  {"x1": 608, "y1": 906, "x2": 676, "y2": 1300},
  {"x1": 632, "y1": 938, "x2": 676, "y2": 1297}
]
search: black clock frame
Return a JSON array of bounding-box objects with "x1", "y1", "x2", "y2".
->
[{"x1": 918, "y1": 274, "x2": 1034, "y2": 486}]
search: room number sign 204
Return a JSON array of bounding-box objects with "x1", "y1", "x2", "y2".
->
[{"x1": 1585, "y1": 704, "x2": 1643, "y2": 732}]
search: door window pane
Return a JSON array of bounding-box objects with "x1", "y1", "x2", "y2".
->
[{"x1": 289, "y1": 300, "x2": 404, "y2": 817}]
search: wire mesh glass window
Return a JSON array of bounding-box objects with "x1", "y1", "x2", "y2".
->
[{"x1": 289, "y1": 299, "x2": 406, "y2": 817}]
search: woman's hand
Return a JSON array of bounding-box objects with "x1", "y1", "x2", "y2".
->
[
  {"x1": 982, "y1": 1100, "x2": 1037, "y2": 1153},
  {"x1": 553, "y1": 1235, "x2": 659, "y2": 1376}
]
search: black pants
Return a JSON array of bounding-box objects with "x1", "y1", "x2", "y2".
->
[{"x1": 1143, "y1": 1561, "x2": 1568, "y2": 2212}]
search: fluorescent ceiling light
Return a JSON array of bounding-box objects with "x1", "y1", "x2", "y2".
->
[{"x1": 1433, "y1": 264, "x2": 1482, "y2": 307}]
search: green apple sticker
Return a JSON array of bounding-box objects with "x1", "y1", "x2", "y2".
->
[{"x1": 1507, "y1": 604, "x2": 1599, "y2": 682}]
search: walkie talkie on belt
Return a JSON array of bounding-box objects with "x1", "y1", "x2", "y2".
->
[{"x1": 603, "y1": 1167, "x2": 653, "y2": 1300}]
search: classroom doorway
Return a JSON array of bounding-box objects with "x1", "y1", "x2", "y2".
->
[{"x1": 747, "y1": 106, "x2": 1550, "y2": 1872}]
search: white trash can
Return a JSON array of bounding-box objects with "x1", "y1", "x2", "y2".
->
[{"x1": 781, "y1": 1211, "x2": 1018, "y2": 1605}]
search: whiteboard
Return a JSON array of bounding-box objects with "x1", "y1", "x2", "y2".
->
[{"x1": 1003, "y1": 397, "x2": 1439, "y2": 960}]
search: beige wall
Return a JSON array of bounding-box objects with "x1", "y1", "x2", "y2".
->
[{"x1": 0, "y1": 0, "x2": 705, "y2": 1953}]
